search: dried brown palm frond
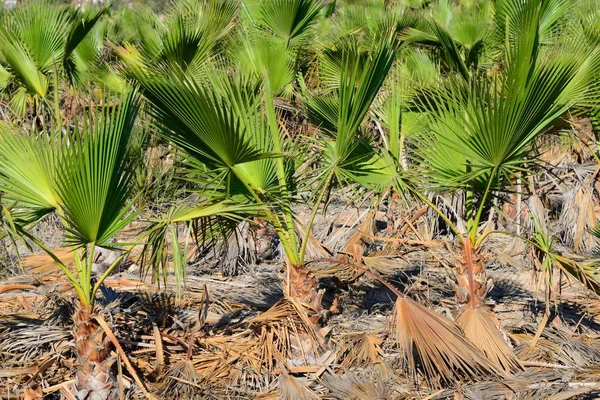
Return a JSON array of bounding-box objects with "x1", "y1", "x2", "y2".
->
[
  {"x1": 338, "y1": 332, "x2": 385, "y2": 368},
  {"x1": 513, "y1": 325, "x2": 600, "y2": 368},
  {"x1": 279, "y1": 366, "x2": 319, "y2": 400},
  {"x1": 161, "y1": 359, "x2": 207, "y2": 399},
  {"x1": 248, "y1": 297, "x2": 325, "y2": 364},
  {"x1": 558, "y1": 177, "x2": 598, "y2": 253},
  {"x1": 389, "y1": 296, "x2": 500, "y2": 388},
  {"x1": 342, "y1": 212, "x2": 375, "y2": 255},
  {"x1": 428, "y1": 369, "x2": 570, "y2": 399},
  {"x1": 188, "y1": 334, "x2": 262, "y2": 385},
  {"x1": 164, "y1": 297, "x2": 326, "y2": 392},
  {"x1": 295, "y1": 223, "x2": 331, "y2": 262},
  {"x1": 455, "y1": 307, "x2": 523, "y2": 374},
  {"x1": 188, "y1": 221, "x2": 257, "y2": 276},
  {"x1": 320, "y1": 370, "x2": 396, "y2": 400},
  {"x1": 0, "y1": 318, "x2": 71, "y2": 355},
  {"x1": 362, "y1": 255, "x2": 410, "y2": 276}
]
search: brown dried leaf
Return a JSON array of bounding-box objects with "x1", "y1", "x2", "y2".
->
[
  {"x1": 389, "y1": 297, "x2": 500, "y2": 387},
  {"x1": 456, "y1": 307, "x2": 523, "y2": 373},
  {"x1": 340, "y1": 333, "x2": 384, "y2": 368},
  {"x1": 279, "y1": 366, "x2": 319, "y2": 400}
]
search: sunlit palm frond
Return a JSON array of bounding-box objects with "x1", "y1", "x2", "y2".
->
[
  {"x1": 248, "y1": 0, "x2": 323, "y2": 47},
  {"x1": 303, "y1": 30, "x2": 400, "y2": 192},
  {"x1": 0, "y1": 123, "x2": 61, "y2": 218},
  {"x1": 56, "y1": 89, "x2": 139, "y2": 247},
  {"x1": 390, "y1": 296, "x2": 500, "y2": 387}
]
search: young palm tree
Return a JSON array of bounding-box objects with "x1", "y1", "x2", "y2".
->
[
  {"x1": 0, "y1": 90, "x2": 139, "y2": 398},
  {"x1": 128, "y1": 24, "x2": 403, "y2": 309},
  {"x1": 115, "y1": 0, "x2": 238, "y2": 80},
  {"x1": 399, "y1": 0, "x2": 600, "y2": 368},
  {"x1": 0, "y1": 1, "x2": 106, "y2": 119},
  {"x1": 413, "y1": 0, "x2": 600, "y2": 305}
]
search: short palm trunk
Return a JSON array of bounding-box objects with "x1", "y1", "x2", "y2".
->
[
  {"x1": 72, "y1": 307, "x2": 116, "y2": 400},
  {"x1": 453, "y1": 239, "x2": 489, "y2": 306},
  {"x1": 289, "y1": 264, "x2": 323, "y2": 314}
]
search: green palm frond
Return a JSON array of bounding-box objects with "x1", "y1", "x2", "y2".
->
[
  {"x1": 63, "y1": 6, "x2": 107, "y2": 85},
  {"x1": 247, "y1": 0, "x2": 323, "y2": 47},
  {"x1": 0, "y1": 122, "x2": 60, "y2": 218},
  {"x1": 303, "y1": 30, "x2": 399, "y2": 191},
  {"x1": 414, "y1": 8, "x2": 600, "y2": 196},
  {"x1": 496, "y1": 0, "x2": 571, "y2": 45},
  {"x1": 56, "y1": 90, "x2": 139, "y2": 247},
  {"x1": 231, "y1": 32, "x2": 296, "y2": 97},
  {"x1": 117, "y1": 0, "x2": 237, "y2": 77},
  {"x1": 136, "y1": 69, "x2": 268, "y2": 177},
  {"x1": 0, "y1": 1, "x2": 106, "y2": 117}
]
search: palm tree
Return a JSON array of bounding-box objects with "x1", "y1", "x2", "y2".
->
[
  {"x1": 0, "y1": 1, "x2": 106, "y2": 120},
  {"x1": 115, "y1": 0, "x2": 238, "y2": 80},
  {"x1": 127, "y1": 22, "x2": 404, "y2": 309},
  {"x1": 402, "y1": 0, "x2": 600, "y2": 367},
  {"x1": 0, "y1": 90, "x2": 139, "y2": 398}
]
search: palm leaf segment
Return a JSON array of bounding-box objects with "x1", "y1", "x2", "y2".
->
[
  {"x1": 232, "y1": 0, "x2": 322, "y2": 97},
  {"x1": 0, "y1": 90, "x2": 139, "y2": 246},
  {"x1": 138, "y1": 70, "x2": 280, "y2": 197},
  {"x1": 57, "y1": 91, "x2": 139, "y2": 247}
]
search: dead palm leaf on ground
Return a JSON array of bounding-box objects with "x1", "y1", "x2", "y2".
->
[
  {"x1": 159, "y1": 297, "x2": 325, "y2": 393},
  {"x1": 338, "y1": 332, "x2": 385, "y2": 369},
  {"x1": 514, "y1": 325, "x2": 600, "y2": 368},
  {"x1": 320, "y1": 370, "x2": 395, "y2": 400},
  {"x1": 389, "y1": 296, "x2": 500, "y2": 388},
  {"x1": 455, "y1": 306, "x2": 523, "y2": 374},
  {"x1": 279, "y1": 365, "x2": 320, "y2": 400}
]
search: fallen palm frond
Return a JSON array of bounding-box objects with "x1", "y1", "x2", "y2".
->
[
  {"x1": 514, "y1": 325, "x2": 600, "y2": 368},
  {"x1": 338, "y1": 332, "x2": 385, "y2": 368},
  {"x1": 320, "y1": 370, "x2": 395, "y2": 400},
  {"x1": 428, "y1": 369, "x2": 589, "y2": 400},
  {"x1": 390, "y1": 296, "x2": 500, "y2": 387},
  {"x1": 279, "y1": 365, "x2": 320, "y2": 400},
  {"x1": 156, "y1": 297, "x2": 327, "y2": 393},
  {"x1": 456, "y1": 306, "x2": 523, "y2": 374},
  {"x1": 312, "y1": 258, "x2": 501, "y2": 386}
]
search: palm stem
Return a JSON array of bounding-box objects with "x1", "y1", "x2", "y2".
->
[
  {"x1": 298, "y1": 168, "x2": 334, "y2": 263},
  {"x1": 263, "y1": 75, "x2": 300, "y2": 264},
  {"x1": 91, "y1": 254, "x2": 126, "y2": 308},
  {"x1": 18, "y1": 228, "x2": 89, "y2": 307},
  {"x1": 469, "y1": 167, "x2": 497, "y2": 243}
]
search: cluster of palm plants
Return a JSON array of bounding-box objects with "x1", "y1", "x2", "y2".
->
[{"x1": 2, "y1": 0, "x2": 600, "y2": 397}]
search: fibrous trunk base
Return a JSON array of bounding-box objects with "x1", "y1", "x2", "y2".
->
[
  {"x1": 288, "y1": 264, "x2": 323, "y2": 315},
  {"x1": 453, "y1": 239, "x2": 489, "y2": 306},
  {"x1": 72, "y1": 307, "x2": 116, "y2": 400}
]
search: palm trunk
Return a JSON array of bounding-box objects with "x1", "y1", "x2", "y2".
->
[
  {"x1": 288, "y1": 265, "x2": 323, "y2": 315},
  {"x1": 72, "y1": 307, "x2": 116, "y2": 400},
  {"x1": 454, "y1": 238, "x2": 487, "y2": 307}
]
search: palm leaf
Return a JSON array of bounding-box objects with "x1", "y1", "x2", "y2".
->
[
  {"x1": 251, "y1": 0, "x2": 323, "y2": 46},
  {"x1": 0, "y1": 123, "x2": 61, "y2": 216},
  {"x1": 56, "y1": 89, "x2": 139, "y2": 246}
]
